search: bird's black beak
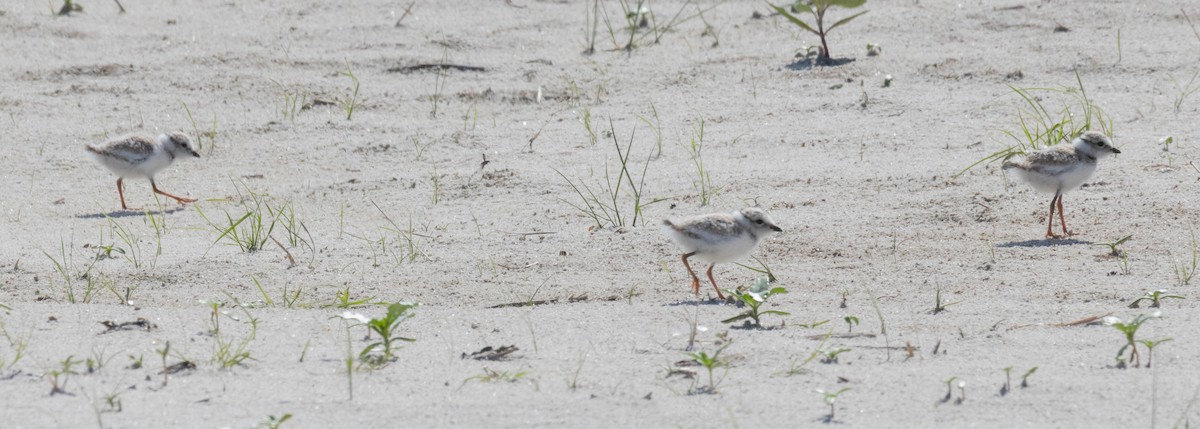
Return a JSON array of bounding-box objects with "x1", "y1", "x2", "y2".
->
[
  {"x1": 190, "y1": 149, "x2": 201, "y2": 158},
  {"x1": 1111, "y1": 148, "x2": 1121, "y2": 154},
  {"x1": 771, "y1": 225, "x2": 783, "y2": 232}
]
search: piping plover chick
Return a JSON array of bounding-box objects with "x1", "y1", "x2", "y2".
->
[
  {"x1": 661, "y1": 207, "x2": 782, "y2": 300},
  {"x1": 1002, "y1": 131, "x2": 1120, "y2": 238},
  {"x1": 86, "y1": 132, "x2": 200, "y2": 210}
]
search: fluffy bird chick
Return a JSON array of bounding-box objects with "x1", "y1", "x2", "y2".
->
[
  {"x1": 661, "y1": 207, "x2": 783, "y2": 299},
  {"x1": 1002, "y1": 131, "x2": 1120, "y2": 238},
  {"x1": 86, "y1": 132, "x2": 201, "y2": 210}
]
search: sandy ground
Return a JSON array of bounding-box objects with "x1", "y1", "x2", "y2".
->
[{"x1": 2, "y1": 0, "x2": 1200, "y2": 427}]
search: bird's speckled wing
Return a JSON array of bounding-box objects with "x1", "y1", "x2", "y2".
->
[
  {"x1": 90, "y1": 134, "x2": 156, "y2": 163},
  {"x1": 1007, "y1": 146, "x2": 1081, "y2": 177},
  {"x1": 667, "y1": 213, "x2": 743, "y2": 243}
]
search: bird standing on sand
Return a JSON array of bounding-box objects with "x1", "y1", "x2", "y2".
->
[
  {"x1": 86, "y1": 132, "x2": 200, "y2": 210},
  {"x1": 1002, "y1": 131, "x2": 1121, "y2": 238},
  {"x1": 661, "y1": 207, "x2": 783, "y2": 300}
]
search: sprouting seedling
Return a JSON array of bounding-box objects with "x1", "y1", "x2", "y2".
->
[
  {"x1": 1160, "y1": 136, "x2": 1175, "y2": 166},
  {"x1": 1138, "y1": 338, "x2": 1172, "y2": 368},
  {"x1": 1001, "y1": 367, "x2": 1012, "y2": 396},
  {"x1": 460, "y1": 367, "x2": 530, "y2": 388},
  {"x1": 156, "y1": 341, "x2": 171, "y2": 386},
  {"x1": 56, "y1": 0, "x2": 83, "y2": 16},
  {"x1": 816, "y1": 387, "x2": 849, "y2": 423},
  {"x1": 955, "y1": 379, "x2": 967, "y2": 404},
  {"x1": 866, "y1": 43, "x2": 881, "y2": 56},
  {"x1": 843, "y1": 316, "x2": 859, "y2": 333},
  {"x1": 722, "y1": 278, "x2": 790, "y2": 328},
  {"x1": 338, "y1": 302, "x2": 418, "y2": 368},
  {"x1": 1020, "y1": 367, "x2": 1037, "y2": 388},
  {"x1": 929, "y1": 284, "x2": 961, "y2": 314},
  {"x1": 940, "y1": 376, "x2": 960, "y2": 405},
  {"x1": 687, "y1": 342, "x2": 730, "y2": 394},
  {"x1": 338, "y1": 65, "x2": 361, "y2": 120},
  {"x1": 1104, "y1": 312, "x2": 1159, "y2": 368},
  {"x1": 258, "y1": 414, "x2": 293, "y2": 429},
  {"x1": 1093, "y1": 234, "x2": 1132, "y2": 257},
  {"x1": 818, "y1": 346, "x2": 850, "y2": 364},
  {"x1": 46, "y1": 355, "x2": 80, "y2": 395},
  {"x1": 1171, "y1": 228, "x2": 1198, "y2": 287},
  {"x1": 1128, "y1": 290, "x2": 1184, "y2": 308},
  {"x1": 767, "y1": 0, "x2": 869, "y2": 65}
]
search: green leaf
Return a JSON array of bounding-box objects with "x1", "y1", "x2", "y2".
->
[
  {"x1": 722, "y1": 313, "x2": 752, "y2": 324},
  {"x1": 768, "y1": 287, "x2": 789, "y2": 295},
  {"x1": 791, "y1": 1, "x2": 814, "y2": 14},
  {"x1": 826, "y1": 9, "x2": 869, "y2": 33},
  {"x1": 826, "y1": 0, "x2": 867, "y2": 9},
  {"x1": 760, "y1": 310, "x2": 791, "y2": 316},
  {"x1": 768, "y1": 3, "x2": 819, "y2": 35}
]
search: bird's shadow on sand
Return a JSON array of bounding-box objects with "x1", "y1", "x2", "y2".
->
[
  {"x1": 75, "y1": 207, "x2": 186, "y2": 219},
  {"x1": 996, "y1": 238, "x2": 1091, "y2": 248},
  {"x1": 786, "y1": 57, "x2": 855, "y2": 71},
  {"x1": 665, "y1": 298, "x2": 734, "y2": 307}
]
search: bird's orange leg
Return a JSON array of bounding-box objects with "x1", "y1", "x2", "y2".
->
[
  {"x1": 116, "y1": 177, "x2": 129, "y2": 210},
  {"x1": 681, "y1": 252, "x2": 701, "y2": 295},
  {"x1": 1056, "y1": 195, "x2": 1070, "y2": 236},
  {"x1": 151, "y1": 180, "x2": 197, "y2": 205},
  {"x1": 706, "y1": 264, "x2": 725, "y2": 300},
  {"x1": 1045, "y1": 192, "x2": 1060, "y2": 239}
]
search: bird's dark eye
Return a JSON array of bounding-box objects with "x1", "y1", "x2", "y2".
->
[{"x1": 755, "y1": 220, "x2": 764, "y2": 224}]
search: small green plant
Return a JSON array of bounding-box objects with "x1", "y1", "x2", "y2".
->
[
  {"x1": 56, "y1": 0, "x2": 82, "y2": 16},
  {"x1": 338, "y1": 302, "x2": 418, "y2": 368},
  {"x1": 42, "y1": 238, "x2": 101, "y2": 304},
  {"x1": 271, "y1": 80, "x2": 307, "y2": 124},
  {"x1": 1020, "y1": 367, "x2": 1037, "y2": 388},
  {"x1": 0, "y1": 321, "x2": 30, "y2": 372},
  {"x1": 182, "y1": 102, "x2": 218, "y2": 156},
  {"x1": 721, "y1": 278, "x2": 790, "y2": 327},
  {"x1": 1172, "y1": 229, "x2": 1198, "y2": 286},
  {"x1": 768, "y1": 0, "x2": 869, "y2": 65},
  {"x1": 1104, "y1": 312, "x2": 1159, "y2": 368},
  {"x1": 430, "y1": 49, "x2": 449, "y2": 118},
  {"x1": 1138, "y1": 338, "x2": 1172, "y2": 368},
  {"x1": 683, "y1": 118, "x2": 720, "y2": 206},
  {"x1": 1093, "y1": 234, "x2": 1132, "y2": 257},
  {"x1": 46, "y1": 355, "x2": 81, "y2": 395},
  {"x1": 688, "y1": 342, "x2": 730, "y2": 394},
  {"x1": 461, "y1": 367, "x2": 530, "y2": 387},
  {"x1": 339, "y1": 65, "x2": 361, "y2": 120},
  {"x1": 1128, "y1": 290, "x2": 1184, "y2": 309},
  {"x1": 257, "y1": 414, "x2": 293, "y2": 429},
  {"x1": 816, "y1": 387, "x2": 849, "y2": 423},
  {"x1": 1170, "y1": 71, "x2": 1200, "y2": 113},
  {"x1": 734, "y1": 255, "x2": 777, "y2": 282},
  {"x1": 252, "y1": 277, "x2": 306, "y2": 308},
  {"x1": 156, "y1": 342, "x2": 171, "y2": 386},
  {"x1": 1001, "y1": 367, "x2": 1013, "y2": 396},
  {"x1": 554, "y1": 119, "x2": 663, "y2": 229},
  {"x1": 330, "y1": 287, "x2": 379, "y2": 308},
  {"x1": 197, "y1": 188, "x2": 278, "y2": 253},
  {"x1": 929, "y1": 284, "x2": 960, "y2": 314},
  {"x1": 205, "y1": 298, "x2": 259, "y2": 369},
  {"x1": 843, "y1": 315, "x2": 859, "y2": 333},
  {"x1": 942, "y1": 376, "x2": 958, "y2": 403},
  {"x1": 1160, "y1": 136, "x2": 1176, "y2": 166},
  {"x1": 818, "y1": 346, "x2": 850, "y2": 364}
]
